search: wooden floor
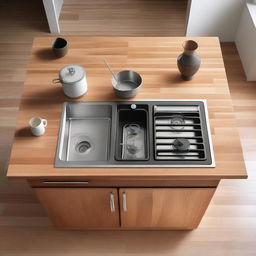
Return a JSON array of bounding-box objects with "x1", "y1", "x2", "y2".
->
[{"x1": 0, "y1": 0, "x2": 256, "y2": 255}]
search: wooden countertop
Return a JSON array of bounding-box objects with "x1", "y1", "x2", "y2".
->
[{"x1": 6, "y1": 37, "x2": 247, "y2": 179}]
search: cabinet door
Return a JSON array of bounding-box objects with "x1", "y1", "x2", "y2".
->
[
  {"x1": 119, "y1": 188, "x2": 215, "y2": 229},
  {"x1": 34, "y1": 188, "x2": 120, "y2": 229}
]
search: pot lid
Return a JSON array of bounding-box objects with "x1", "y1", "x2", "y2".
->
[{"x1": 59, "y1": 65, "x2": 85, "y2": 84}]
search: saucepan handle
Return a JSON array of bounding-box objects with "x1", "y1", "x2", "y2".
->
[{"x1": 52, "y1": 78, "x2": 61, "y2": 84}]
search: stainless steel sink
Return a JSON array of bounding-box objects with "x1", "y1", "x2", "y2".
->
[
  {"x1": 55, "y1": 100, "x2": 215, "y2": 168},
  {"x1": 56, "y1": 102, "x2": 113, "y2": 163}
]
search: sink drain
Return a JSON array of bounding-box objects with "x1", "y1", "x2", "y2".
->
[{"x1": 75, "y1": 141, "x2": 91, "y2": 154}]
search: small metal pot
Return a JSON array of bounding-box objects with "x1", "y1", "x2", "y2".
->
[
  {"x1": 53, "y1": 64, "x2": 87, "y2": 98},
  {"x1": 112, "y1": 70, "x2": 142, "y2": 98}
]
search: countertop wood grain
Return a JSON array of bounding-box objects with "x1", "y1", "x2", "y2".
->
[{"x1": 6, "y1": 37, "x2": 247, "y2": 179}]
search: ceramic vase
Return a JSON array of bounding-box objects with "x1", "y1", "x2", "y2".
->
[{"x1": 177, "y1": 40, "x2": 201, "y2": 81}]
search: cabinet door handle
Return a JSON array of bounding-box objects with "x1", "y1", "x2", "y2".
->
[
  {"x1": 43, "y1": 181, "x2": 89, "y2": 184},
  {"x1": 122, "y1": 192, "x2": 127, "y2": 212},
  {"x1": 110, "y1": 192, "x2": 115, "y2": 213}
]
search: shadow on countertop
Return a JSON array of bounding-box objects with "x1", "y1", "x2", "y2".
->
[
  {"x1": 15, "y1": 127, "x2": 31, "y2": 137},
  {"x1": 164, "y1": 73, "x2": 185, "y2": 84},
  {"x1": 35, "y1": 48, "x2": 57, "y2": 61}
]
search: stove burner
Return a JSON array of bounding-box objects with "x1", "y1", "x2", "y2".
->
[
  {"x1": 170, "y1": 115, "x2": 184, "y2": 130},
  {"x1": 173, "y1": 138, "x2": 190, "y2": 151}
]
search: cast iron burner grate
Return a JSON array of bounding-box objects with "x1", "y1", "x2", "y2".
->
[{"x1": 154, "y1": 105, "x2": 207, "y2": 161}]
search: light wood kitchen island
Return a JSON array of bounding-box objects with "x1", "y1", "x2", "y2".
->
[{"x1": 7, "y1": 37, "x2": 247, "y2": 230}]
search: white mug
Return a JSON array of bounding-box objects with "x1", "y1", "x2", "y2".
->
[{"x1": 29, "y1": 117, "x2": 47, "y2": 136}]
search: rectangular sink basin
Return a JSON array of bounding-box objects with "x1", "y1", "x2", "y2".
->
[
  {"x1": 56, "y1": 102, "x2": 112, "y2": 164},
  {"x1": 115, "y1": 104, "x2": 149, "y2": 161},
  {"x1": 55, "y1": 100, "x2": 215, "y2": 168}
]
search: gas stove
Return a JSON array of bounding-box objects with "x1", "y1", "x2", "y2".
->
[{"x1": 153, "y1": 100, "x2": 215, "y2": 167}]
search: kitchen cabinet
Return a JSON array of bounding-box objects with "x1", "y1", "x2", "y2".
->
[
  {"x1": 7, "y1": 37, "x2": 247, "y2": 231},
  {"x1": 119, "y1": 188, "x2": 215, "y2": 229},
  {"x1": 34, "y1": 188, "x2": 120, "y2": 229},
  {"x1": 34, "y1": 186, "x2": 215, "y2": 229}
]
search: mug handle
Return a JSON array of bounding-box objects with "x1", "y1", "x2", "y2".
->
[
  {"x1": 42, "y1": 119, "x2": 48, "y2": 127},
  {"x1": 52, "y1": 78, "x2": 61, "y2": 84}
]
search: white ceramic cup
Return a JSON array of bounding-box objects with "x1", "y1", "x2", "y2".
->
[{"x1": 29, "y1": 117, "x2": 47, "y2": 136}]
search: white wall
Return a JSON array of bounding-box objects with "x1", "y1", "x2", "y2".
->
[
  {"x1": 186, "y1": 0, "x2": 246, "y2": 42},
  {"x1": 235, "y1": 3, "x2": 256, "y2": 81}
]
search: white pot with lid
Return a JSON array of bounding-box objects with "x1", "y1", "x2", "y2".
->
[{"x1": 53, "y1": 64, "x2": 87, "y2": 98}]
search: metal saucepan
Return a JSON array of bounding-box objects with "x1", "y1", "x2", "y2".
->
[{"x1": 112, "y1": 70, "x2": 142, "y2": 98}]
